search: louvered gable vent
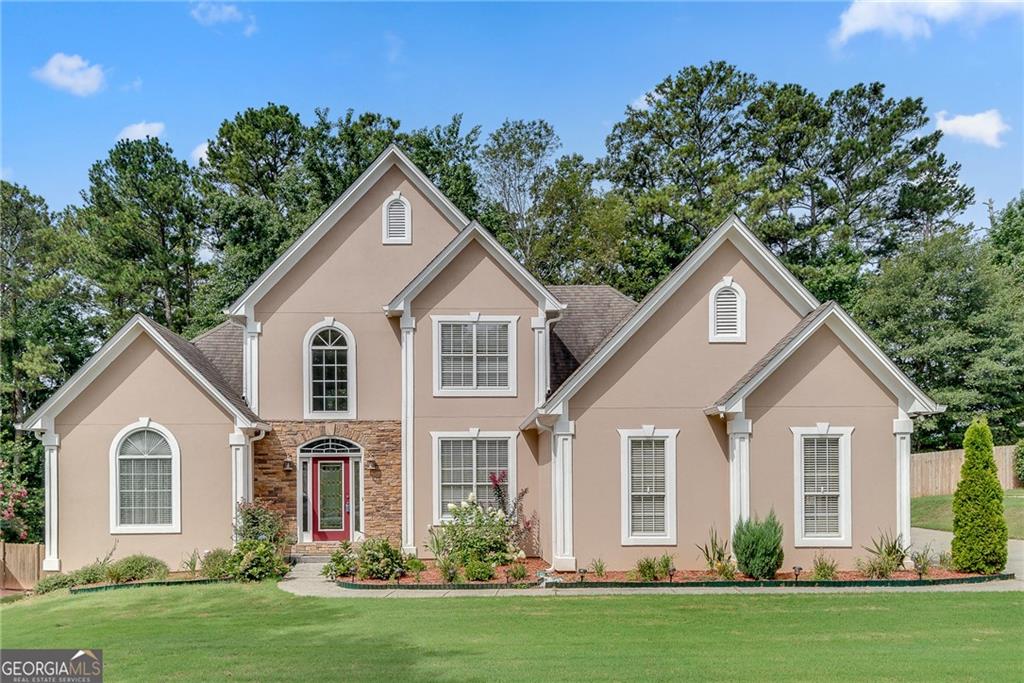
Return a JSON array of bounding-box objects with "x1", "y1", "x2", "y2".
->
[
  {"x1": 714, "y1": 288, "x2": 740, "y2": 335},
  {"x1": 382, "y1": 192, "x2": 410, "y2": 243},
  {"x1": 709, "y1": 277, "x2": 745, "y2": 342}
]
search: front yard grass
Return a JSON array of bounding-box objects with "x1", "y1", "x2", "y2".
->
[
  {"x1": 2, "y1": 581, "x2": 1021, "y2": 681},
  {"x1": 912, "y1": 488, "x2": 1024, "y2": 539}
]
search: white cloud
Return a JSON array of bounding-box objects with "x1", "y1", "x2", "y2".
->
[
  {"x1": 630, "y1": 90, "x2": 663, "y2": 112},
  {"x1": 936, "y1": 109, "x2": 1010, "y2": 148},
  {"x1": 384, "y1": 32, "x2": 403, "y2": 64},
  {"x1": 32, "y1": 53, "x2": 105, "y2": 96},
  {"x1": 831, "y1": 1, "x2": 1022, "y2": 47},
  {"x1": 122, "y1": 77, "x2": 143, "y2": 92},
  {"x1": 190, "y1": 2, "x2": 258, "y2": 37},
  {"x1": 117, "y1": 121, "x2": 166, "y2": 141},
  {"x1": 191, "y1": 141, "x2": 210, "y2": 164}
]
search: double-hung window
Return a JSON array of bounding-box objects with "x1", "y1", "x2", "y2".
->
[
  {"x1": 792, "y1": 425, "x2": 853, "y2": 546},
  {"x1": 432, "y1": 432, "x2": 517, "y2": 523},
  {"x1": 109, "y1": 419, "x2": 181, "y2": 534},
  {"x1": 432, "y1": 315, "x2": 517, "y2": 396},
  {"x1": 618, "y1": 427, "x2": 678, "y2": 545}
]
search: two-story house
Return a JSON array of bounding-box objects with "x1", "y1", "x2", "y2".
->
[{"x1": 20, "y1": 145, "x2": 942, "y2": 573}]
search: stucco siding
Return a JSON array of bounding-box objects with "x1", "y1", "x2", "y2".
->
[
  {"x1": 746, "y1": 325, "x2": 899, "y2": 567},
  {"x1": 54, "y1": 334, "x2": 236, "y2": 570},
  {"x1": 255, "y1": 165, "x2": 461, "y2": 421}
]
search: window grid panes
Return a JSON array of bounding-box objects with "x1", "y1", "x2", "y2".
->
[
  {"x1": 117, "y1": 429, "x2": 173, "y2": 526},
  {"x1": 802, "y1": 436, "x2": 841, "y2": 536},
  {"x1": 439, "y1": 437, "x2": 509, "y2": 517},
  {"x1": 629, "y1": 438, "x2": 666, "y2": 536},
  {"x1": 310, "y1": 328, "x2": 348, "y2": 413},
  {"x1": 439, "y1": 321, "x2": 510, "y2": 390}
]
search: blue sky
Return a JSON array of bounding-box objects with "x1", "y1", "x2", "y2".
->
[{"x1": 3, "y1": 2, "x2": 1021, "y2": 228}]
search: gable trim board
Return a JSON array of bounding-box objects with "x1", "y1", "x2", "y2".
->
[
  {"x1": 704, "y1": 302, "x2": 942, "y2": 418},
  {"x1": 384, "y1": 221, "x2": 566, "y2": 316},
  {"x1": 18, "y1": 315, "x2": 268, "y2": 434},
  {"x1": 226, "y1": 144, "x2": 471, "y2": 319}
]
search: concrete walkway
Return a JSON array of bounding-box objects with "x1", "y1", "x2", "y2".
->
[
  {"x1": 912, "y1": 526, "x2": 1024, "y2": 578},
  {"x1": 277, "y1": 558, "x2": 1022, "y2": 599}
]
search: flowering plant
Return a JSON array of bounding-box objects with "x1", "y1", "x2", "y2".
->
[
  {"x1": 0, "y1": 456, "x2": 31, "y2": 542},
  {"x1": 440, "y1": 490, "x2": 518, "y2": 566}
]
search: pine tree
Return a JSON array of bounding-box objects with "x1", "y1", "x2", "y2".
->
[{"x1": 951, "y1": 418, "x2": 1008, "y2": 574}]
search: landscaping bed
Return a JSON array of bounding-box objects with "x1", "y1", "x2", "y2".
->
[
  {"x1": 70, "y1": 576, "x2": 229, "y2": 594},
  {"x1": 334, "y1": 557, "x2": 547, "y2": 587}
]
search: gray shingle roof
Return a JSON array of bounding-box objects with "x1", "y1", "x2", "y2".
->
[
  {"x1": 547, "y1": 285, "x2": 638, "y2": 393},
  {"x1": 144, "y1": 316, "x2": 259, "y2": 423},
  {"x1": 191, "y1": 320, "x2": 244, "y2": 397},
  {"x1": 708, "y1": 301, "x2": 835, "y2": 411}
]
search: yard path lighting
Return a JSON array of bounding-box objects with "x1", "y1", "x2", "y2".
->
[{"x1": 793, "y1": 565, "x2": 802, "y2": 582}]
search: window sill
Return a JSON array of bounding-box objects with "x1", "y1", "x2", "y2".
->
[
  {"x1": 110, "y1": 525, "x2": 181, "y2": 535},
  {"x1": 621, "y1": 535, "x2": 676, "y2": 547},
  {"x1": 795, "y1": 537, "x2": 851, "y2": 548},
  {"x1": 433, "y1": 388, "x2": 516, "y2": 398},
  {"x1": 304, "y1": 411, "x2": 356, "y2": 420}
]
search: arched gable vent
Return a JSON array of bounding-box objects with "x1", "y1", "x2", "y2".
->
[
  {"x1": 382, "y1": 192, "x2": 411, "y2": 244},
  {"x1": 709, "y1": 276, "x2": 746, "y2": 343}
]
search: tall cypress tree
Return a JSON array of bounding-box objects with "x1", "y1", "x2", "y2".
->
[{"x1": 951, "y1": 418, "x2": 1008, "y2": 574}]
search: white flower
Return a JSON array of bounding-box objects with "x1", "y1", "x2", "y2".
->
[
  {"x1": 447, "y1": 503, "x2": 457, "y2": 512},
  {"x1": 461, "y1": 500, "x2": 469, "y2": 509},
  {"x1": 467, "y1": 491, "x2": 477, "y2": 504},
  {"x1": 516, "y1": 549, "x2": 526, "y2": 560},
  {"x1": 496, "y1": 509, "x2": 506, "y2": 519}
]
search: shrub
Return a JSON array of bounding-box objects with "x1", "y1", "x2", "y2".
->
[
  {"x1": 71, "y1": 561, "x2": 111, "y2": 586},
  {"x1": 655, "y1": 553, "x2": 674, "y2": 580},
  {"x1": 440, "y1": 495, "x2": 517, "y2": 566},
  {"x1": 696, "y1": 527, "x2": 730, "y2": 572},
  {"x1": 952, "y1": 418, "x2": 1008, "y2": 574},
  {"x1": 812, "y1": 551, "x2": 838, "y2": 581},
  {"x1": 911, "y1": 545, "x2": 934, "y2": 579},
  {"x1": 714, "y1": 560, "x2": 737, "y2": 580},
  {"x1": 507, "y1": 561, "x2": 528, "y2": 582},
  {"x1": 227, "y1": 540, "x2": 289, "y2": 581},
  {"x1": 33, "y1": 573, "x2": 76, "y2": 594},
  {"x1": 732, "y1": 511, "x2": 784, "y2": 580},
  {"x1": 200, "y1": 548, "x2": 233, "y2": 578},
  {"x1": 1014, "y1": 439, "x2": 1024, "y2": 487},
  {"x1": 857, "y1": 553, "x2": 899, "y2": 579},
  {"x1": 937, "y1": 550, "x2": 954, "y2": 570},
  {"x1": 321, "y1": 541, "x2": 358, "y2": 580},
  {"x1": 437, "y1": 556, "x2": 461, "y2": 584},
  {"x1": 634, "y1": 557, "x2": 658, "y2": 582},
  {"x1": 464, "y1": 559, "x2": 495, "y2": 582},
  {"x1": 863, "y1": 530, "x2": 910, "y2": 568},
  {"x1": 235, "y1": 501, "x2": 287, "y2": 547},
  {"x1": 357, "y1": 538, "x2": 406, "y2": 580},
  {"x1": 589, "y1": 558, "x2": 606, "y2": 578},
  {"x1": 105, "y1": 555, "x2": 169, "y2": 584},
  {"x1": 182, "y1": 549, "x2": 201, "y2": 578},
  {"x1": 406, "y1": 556, "x2": 427, "y2": 583}
]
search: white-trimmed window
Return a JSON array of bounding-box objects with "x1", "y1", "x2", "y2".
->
[
  {"x1": 432, "y1": 314, "x2": 518, "y2": 397},
  {"x1": 431, "y1": 431, "x2": 517, "y2": 523},
  {"x1": 618, "y1": 426, "x2": 678, "y2": 545},
  {"x1": 109, "y1": 419, "x2": 181, "y2": 534},
  {"x1": 303, "y1": 318, "x2": 356, "y2": 419},
  {"x1": 709, "y1": 276, "x2": 746, "y2": 343},
  {"x1": 382, "y1": 191, "x2": 411, "y2": 244},
  {"x1": 791, "y1": 424, "x2": 853, "y2": 547}
]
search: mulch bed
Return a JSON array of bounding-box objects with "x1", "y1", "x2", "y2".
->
[{"x1": 344, "y1": 557, "x2": 549, "y2": 585}]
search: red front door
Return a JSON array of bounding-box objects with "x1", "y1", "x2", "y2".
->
[{"x1": 312, "y1": 457, "x2": 349, "y2": 541}]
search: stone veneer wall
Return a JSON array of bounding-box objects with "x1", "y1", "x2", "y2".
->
[{"x1": 253, "y1": 421, "x2": 402, "y2": 544}]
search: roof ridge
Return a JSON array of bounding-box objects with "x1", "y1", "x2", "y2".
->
[{"x1": 189, "y1": 318, "x2": 238, "y2": 343}]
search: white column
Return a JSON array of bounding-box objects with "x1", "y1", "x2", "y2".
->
[
  {"x1": 531, "y1": 314, "x2": 547, "y2": 408},
  {"x1": 400, "y1": 314, "x2": 417, "y2": 554},
  {"x1": 551, "y1": 418, "x2": 576, "y2": 571},
  {"x1": 244, "y1": 320, "x2": 262, "y2": 413},
  {"x1": 230, "y1": 430, "x2": 249, "y2": 539},
  {"x1": 728, "y1": 416, "x2": 752, "y2": 532},
  {"x1": 42, "y1": 432, "x2": 60, "y2": 571},
  {"x1": 894, "y1": 416, "x2": 914, "y2": 544}
]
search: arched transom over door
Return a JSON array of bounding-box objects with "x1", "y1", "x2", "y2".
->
[{"x1": 297, "y1": 438, "x2": 364, "y2": 543}]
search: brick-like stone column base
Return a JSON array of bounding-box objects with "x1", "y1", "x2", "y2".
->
[{"x1": 253, "y1": 420, "x2": 402, "y2": 545}]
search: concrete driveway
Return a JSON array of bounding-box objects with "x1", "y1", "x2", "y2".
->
[{"x1": 912, "y1": 527, "x2": 1023, "y2": 578}]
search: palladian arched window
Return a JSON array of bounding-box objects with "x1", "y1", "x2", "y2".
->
[
  {"x1": 303, "y1": 319, "x2": 356, "y2": 419},
  {"x1": 109, "y1": 419, "x2": 181, "y2": 533}
]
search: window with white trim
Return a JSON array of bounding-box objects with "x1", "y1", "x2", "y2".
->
[
  {"x1": 432, "y1": 315, "x2": 517, "y2": 396},
  {"x1": 303, "y1": 319, "x2": 356, "y2": 419},
  {"x1": 433, "y1": 432, "x2": 516, "y2": 522},
  {"x1": 709, "y1": 277, "x2": 746, "y2": 342},
  {"x1": 382, "y1": 191, "x2": 411, "y2": 244},
  {"x1": 109, "y1": 419, "x2": 181, "y2": 534},
  {"x1": 618, "y1": 427, "x2": 678, "y2": 545},
  {"x1": 791, "y1": 425, "x2": 853, "y2": 547}
]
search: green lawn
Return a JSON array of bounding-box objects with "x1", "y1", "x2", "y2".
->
[
  {"x1": 2, "y1": 582, "x2": 1021, "y2": 681},
  {"x1": 912, "y1": 488, "x2": 1024, "y2": 539}
]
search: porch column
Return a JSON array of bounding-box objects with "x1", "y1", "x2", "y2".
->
[
  {"x1": 42, "y1": 432, "x2": 60, "y2": 571},
  {"x1": 551, "y1": 419, "x2": 575, "y2": 571},
  {"x1": 727, "y1": 416, "x2": 752, "y2": 532},
  {"x1": 244, "y1": 321, "x2": 262, "y2": 413},
  {"x1": 230, "y1": 430, "x2": 249, "y2": 538},
  {"x1": 894, "y1": 416, "x2": 914, "y2": 543},
  {"x1": 400, "y1": 314, "x2": 416, "y2": 554}
]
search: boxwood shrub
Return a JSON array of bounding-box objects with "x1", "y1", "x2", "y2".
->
[{"x1": 733, "y1": 510, "x2": 784, "y2": 580}]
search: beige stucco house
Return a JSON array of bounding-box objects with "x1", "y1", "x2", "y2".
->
[{"x1": 20, "y1": 145, "x2": 942, "y2": 573}]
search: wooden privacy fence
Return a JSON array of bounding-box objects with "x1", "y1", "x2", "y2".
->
[
  {"x1": 1, "y1": 542, "x2": 44, "y2": 590},
  {"x1": 911, "y1": 445, "x2": 1021, "y2": 497}
]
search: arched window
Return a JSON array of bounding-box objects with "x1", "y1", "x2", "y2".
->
[
  {"x1": 303, "y1": 319, "x2": 356, "y2": 419},
  {"x1": 709, "y1": 277, "x2": 746, "y2": 343},
  {"x1": 109, "y1": 419, "x2": 180, "y2": 533},
  {"x1": 381, "y1": 191, "x2": 411, "y2": 244}
]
